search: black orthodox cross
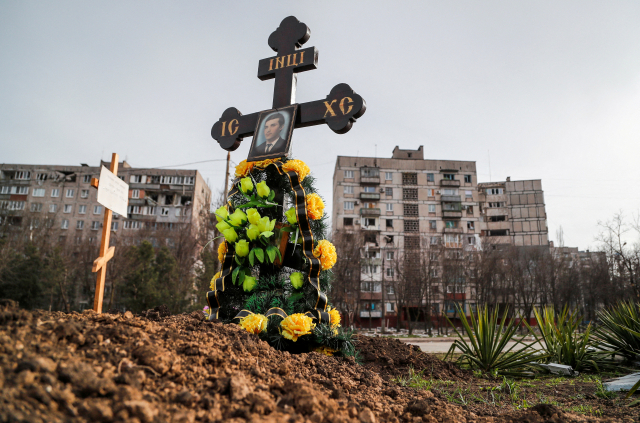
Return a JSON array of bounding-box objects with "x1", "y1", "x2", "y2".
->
[{"x1": 211, "y1": 16, "x2": 366, "y2": 152}]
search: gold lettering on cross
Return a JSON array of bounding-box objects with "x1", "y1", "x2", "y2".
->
[
  {"x1": 221, "y1": 121, "x2": 227, "y2": 136},
  {"x1": 269, "y1": 59, "x2": 274, "y2": 71},
  {"x1": 323, "y1": 100, "x2": 337, "y2": 118},
  {"x1": 339, "y1": 97, "x2": 353, "y2": 115},
  {"x1": 228, "y1": 119, "x2": 239, "y2": 135},
  {"x1": 275, "y1": 56, "x2": 285, "y2": 69}
]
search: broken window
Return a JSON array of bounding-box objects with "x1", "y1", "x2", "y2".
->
[
  {"x1": 442, "y1": 174, "x2": 455, "y2": 181},
  {"x1": 343, "y1": 217, "x2": 353, "y2": 226},
  {"x1": 386, "y1": 219, "x2": 393, "y2": 228},
  {"x1": 181, "y1": 195, "x2": 192, "y2": 205},
  {"x1": 464, "y1": 175, "x2": 472, "y2": 183},
  {"x1": 165, "y1": 195, "x2": 174, "y2": 205},
  {"x1": 489, "y1": 215, "x2": 507, "y2": 222}
]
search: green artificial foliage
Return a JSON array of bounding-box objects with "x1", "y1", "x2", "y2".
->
[{"x1": 207, "y1": 158, "x2": 351, "y2": 356}]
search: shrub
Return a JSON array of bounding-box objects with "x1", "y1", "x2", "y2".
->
[
  {"x1": 444, "y1": 304, "x2": 543, "y2": 377},
  {"x1": 595, "y1": 301, "x2": 640, "y2": 362}
]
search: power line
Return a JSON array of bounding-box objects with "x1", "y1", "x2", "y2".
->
[{"x1": 154, "y1": 159, "x2": 227, "y2": 169}]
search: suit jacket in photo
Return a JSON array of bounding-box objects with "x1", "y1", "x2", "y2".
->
[{"x1": 254, "y1": 137, "x2": 287, "y2": 156}]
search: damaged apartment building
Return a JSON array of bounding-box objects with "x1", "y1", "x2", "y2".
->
[
  {"x1": 332, "y1": 146, "x2": 549, "y2": 328},
  {"x1": 0, "y1": 161, "x2": 211, "y2": 247}
]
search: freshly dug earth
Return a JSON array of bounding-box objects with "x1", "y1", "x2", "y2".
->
[{"x1": 0, "y1": 303, "x2": 630, "y2": 422}]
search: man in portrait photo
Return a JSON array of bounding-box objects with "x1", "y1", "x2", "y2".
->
[{"x1": 254, "y1": 112, "x2": 287, "y2": 156}]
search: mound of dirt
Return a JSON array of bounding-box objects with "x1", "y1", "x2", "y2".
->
[{"x1": 0, "y1": 304, "x2": 608, "y2": 422}]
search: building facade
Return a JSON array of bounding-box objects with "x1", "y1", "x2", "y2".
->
[
  {"x1": 0, "y1": 161, "x2": 211, "y2": 246},
  {"x1": 332, "y1": 146, "x2": 549, "y2": 328}
]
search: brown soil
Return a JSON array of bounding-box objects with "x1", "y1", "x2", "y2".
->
[{"x1": 0, "y1": 303, "x2": 633, "y2": 422}]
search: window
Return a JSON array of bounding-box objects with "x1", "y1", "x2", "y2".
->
[
  {"x1": 130, "y1": 175, "x2": 142, "y2": 183},
  {"x1": 49, "y1": 204, "x2": 58, "y2": 213},
  {"x1": 428, "y1": 204, "x2": 436, "y2": 213},
  {"x1": 485, "y1": 229, "x2": 509, "y2": 236},
  {"x1": 402, "y1": 173, "x2": 417, "y2": 185},
  {"x1": 489, "y1": 215, "x2": 507, "y2": 222},
  {"x1": 94, "y1": 205, "x2": 102, "y2": 215},
  {"x1": 344, "y1": 170, "x2": 354, "y2": 179},
  {"x1": 386, "y1": 219, "x2": 393, "y2": 228},
  {"x1": 429, "y1": 220, "x2": 437, "y2": 229},
  {"x1": 445, "y1": 220, "x2": 456, "y2": 228},
  {"x1": 0, "y1": 186, "x2": 8, "y2": 194},
  {"x1": 468, "y1": 236, "x2": 476, "y2": 245},
  {"x1": 185, "y1": 176, "x2": 194, "y2": 185},
  {"x1": 404, "y1": 220, "x2": 419, "y2": 233},
  {"x1": 386, "y1": 267, "x2": 394, "y2": 277},
  {"x1": 402, "y1": 188, "x2": 418, "y2": 200},
  {"x1": 344, "y1": 201, "x2": 354, "y2": 211},
  {"x1": 343, "y1": 217, "x2": 353, "y2": 226},
  {"x1": 386, "y1": 286, "x2": 395, "y2": 294},
  {"x1": 487, "y1": 202, "x2": 505, "y2": 208},
  {"x1": 124, "y1": 221, "x2": 141, "y2": 229},
  {"x1": 33, "y1": 188, "x2": 45, "y2": 197},
  {"x1": 386, "y1": 203, "x2": 393, "y2": 212},
  {"x1": 444, "y1": 234, "x2": 461, "y2": 247},
  {"x1": 61, "y1": 219, "x2": 69, "y2": 229},
  {"x1": 161, "y1": 207, "x2": 169, "y2": 216},
  {"x1": 0, "y1": 201, "x2": 25, "y2": 210},
  {"x1": 442, "y1": 173, "x2": 455, "y2": 181},
  {"x1": 30, "y1": 203, "x2": 42, "y2": 212},
  {"x1": 403, "y1": 203, "x2": 418, "y2": 216},
  {"x1": 363, "y1": 186, "x2": 376, "y2": 193},
  {"x1": 77, "y1": 205, "x2": 86, "y2": 214},
  {"x1": 81, "y1": 189, "x2": 89, "y2": 198},
  {"x1": 426, "y1": 188, "x2": 435, "y2": 197},
  {"x1": 91, "y1": 221, "x2": 100, "y2": 230},
  {"x1": 9, "y1": 186, "x2": 29, "y2": 194},
  {"x1": 464, "y1": 175, "x2": 472, "y2": 183},
  {"x1": 385, "y1": 172, "x2": 393, "y2": 180},
  {"x1": 443, "y1": 189, "x2": 458, "y2": 196},
  {"x1": 36, "y1": 173, "x2": 47, "y2": 181},
  {"x1": 487, "y1": 188, "x2": 504, "y2": 195},
  {"x1": 386, "y1": 251, "x2": 394, "y2": 260},
  {"x1": 431, "y1": 268, "x2": 438, "y2": 277},
  {"x1": 385, "y1": 187, "x2": 392, "y2": 196},
  {"x1": 465, "y1": 190, "x2": 472, "y2": 198},
  {"x1": 443, "y1": 202, "x2": 459, "y2": 211},
  {"x1": 131, "y1": 189, "x2": 140, "y2": 199},
  {"x1": 64, "y1": 205, "x2": 72, "y2": 213},
  {"x1": 51, "y1": 188, "x2": 60, "y2": 197},
  {"x1": 361, "y1": 282, "x2": 381, "y2": 292},
  {"x1": 15, "y1": 171, "x2": 31, "y2": 180},
  {"x1": 467, "y1": 221, "x2": 475, "y2": 230},
  {"x1": 147, "y1": 206, "x2": 156, "y2": 215},
  {"x1": 427, "y1": 173, "x2": 434, "y2": 182},
  {"x1": 405, "y1": 236, "x2": 420, "y2": 249},
  {"x1": 174, "y1": 208, "x2": 180, "y2": 217},
  {"x1": 386, "y1": 303, "x2": 394, "y2": 312},
  {"x1": 111, "y1": 222, "x2": 118, "y2": 231},
  {"x1": 76, "y1": 220, "x2": 84, "y2": 229},
  {"x1": 128, "y1": 206, "x2": 141, "y2": 214},
  {"x1": 431, "y1": 236, "x2": 440, "y2": 245},
  {"x1": 83, "y1": 175, "x2": 92, "y2": 183},
  {"x1": 65, "y1": 189, "x2": 74, "y2": 198},
  {"x1": 343, "y1": 185, "x2": 353, "y2": 194},
  {"x1": 363, "y1": 218, "x2": 376, "y2": 227},
  {"x1": 361, "y1": 167, "x2": 379, "y2": 178}
]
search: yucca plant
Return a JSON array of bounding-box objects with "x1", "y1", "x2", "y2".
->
[
  {"x1": 524, "y1": 306, "x2": 617, "y2": 373},
  {"x1": 444, "y1": 304, "x2": 543, "y2": 377},
  {"x1": 594, "y1": 301, "x2": 640, "y2": 362}
]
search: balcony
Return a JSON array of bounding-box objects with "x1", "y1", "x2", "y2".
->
[
  {"x1": 440, "y1": 180, "x2": 460, "y2": 187},
  {"x1": 443, "y1": 211, "x2": 462, "y2": 218},
  {"x1": 441, "y1": 195, "x2": 461, "y2": 202},
  {"x1": 443, "y1": 227, "x2": 463, "y2": 233},
  {"x1": 360, "y1": 311, "x2": 382, "y2": 318},
  {"x1": 360, "y1": 208, "x2": 381, "y2": 216},
  {"x1": 360, "y1": 192, "x2": 380, "y2": 200},
  {"x1": 360, "y1": 176, "x2": 380, "y2": 184}
]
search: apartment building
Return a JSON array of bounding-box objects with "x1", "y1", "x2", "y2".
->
[
  {"x1": 0, "y1": 161, "x2": 211, "y2": 246},
  {"x1": 332, "y1": 146, "x2": 549, "y2": 328}
]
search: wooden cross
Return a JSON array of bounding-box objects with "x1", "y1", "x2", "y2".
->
[
  {"x1": 211, "y1": 16, "x2": 366, "y2": 152},
  {"x1": 90, "y1": 153, "x2": 119, "y2": 313}
]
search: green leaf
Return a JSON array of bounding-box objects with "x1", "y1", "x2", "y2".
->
[
  {"x1": 268, "y1": 189, "x2": 276, "y2": 202},
  {"x1": 239, "y1": 268, "x2": 246, "y2": 285},
  {"x1": 254, "y1": 248, "x2": 265, "y2": 263},
  {"x1": 234, "y1": 255, "x2": 242, "y2": 266},
  {"x1": 261, "y1": 231, "x2": 274, "y2": 239},
  {"x1": 236, "y1": 201, "x2": 258, "y2": 209},
  {"x1": 281, "y1": 226, "x2": 296, "y2": 232},
  {"x1": 232, "y1": 267, "x2": 240, "y2": 285},
  {"x1": 248, "y1": 249, "x2": 255, "y2": 267},
  {"x1": 266, "y1": 246, "x2": 277, "y2": 263}
]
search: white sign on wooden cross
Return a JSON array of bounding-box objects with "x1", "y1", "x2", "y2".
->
[{"x1": 97, "y1": 165, "x2": 129, "y2": 217}]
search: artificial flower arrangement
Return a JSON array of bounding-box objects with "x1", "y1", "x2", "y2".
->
[{"x1": 206, "y1": 158, "x2": 354, "y2": 357}]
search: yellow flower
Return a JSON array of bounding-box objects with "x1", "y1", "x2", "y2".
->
[
  {"x1": 218, "y1": 242, "x2": 227, "y2": 262},
  {"x1": 234, "y1": 160, "x2": 254, "y2": 178},
  {"x1": 290, "y1": 272, "x2": 304, "y2": 289},
  {"x1": 313, "y1": 240, "x2": 337, "y2": 271},
  {"x1": 256, "y1": 181, "x2": 270, "y2": 198},
  {"x1": 235, "y1": 239, "x2": 249, "y2": 257},
  {"x1": 229, "y1": 209, "x2": 247, "y2": 226},
  {"x1": 246, "y1": 224, "x2": 260, "y2": 241},
  {"x1": 215, "y1": 205, "x2": 228, "y2": 223},
  {"x1": 216, "y1": 220, "x2": 231, "y2": 233},
  {"x1": 285, "y1": 207, "x2": 297, "y2": 224},
  {"x1": 314, "y1": 346, "x2": 338, "y2": 356},
  {"x1": 282, "y1": 160, "x2": 310, "y2": 182},
  {"x1": 253, "y1": 158, "x2": 280, "y2": 169},
  {"x1": 223, "y1": 228, "x2": 238, "y2": 243},
  {"x1": 281, "y1": 313, "x2": 315, "y2": 342},
  {"x1": 246, "y1": 208, "x2": 261, "y2": 225},
  {"x1": 327, "y1": 306, "x2": 341, "y2": 328},
  {"x1": 240, "y1": 314, "x2": 267, "y2": 335},
  {"x1": 243, "y1": 275, "x2": 257, "y2": 292},
  {"x1": 240, "y1": 177, "x2": 254, "y2": 194},
  {"x1": 305, "y1": 193, "x2": 325, "y2": 220},
  {"x1": 257, "y1": 216, "x2": 276, "y2": 233},
  {"x1": 209, "y1": 271, "x2": 221, "y2": 290}
]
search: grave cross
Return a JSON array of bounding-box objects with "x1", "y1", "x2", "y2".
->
[{"x1": 211, "y1": 16, "x2": 366, "y2": 152}]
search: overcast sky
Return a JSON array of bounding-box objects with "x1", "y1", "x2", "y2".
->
[{"x1": 1, "y1": 1, "x2": 639, "y2": 250}]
